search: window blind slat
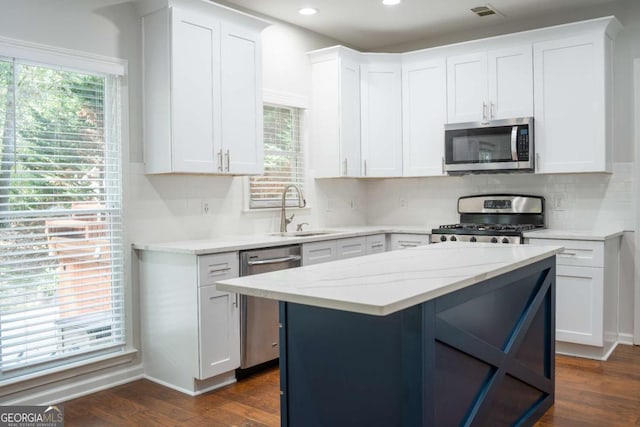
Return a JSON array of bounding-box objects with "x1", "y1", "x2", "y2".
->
[
  {"x1": 0, "y1": 57, "x2": 124, "y2": 380},
  {"x1": 249, "y1": 104, "x2": 304, "y2": 209}
]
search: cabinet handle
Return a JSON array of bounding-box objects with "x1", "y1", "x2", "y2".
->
[
  {"x1": 490, "y1": 102, "x2": 495, "y2": 119},
  {"x1": 225, "y1": 149, "x2": 230, "y2": 172},
  {"x1": 482, "y1": 102, "x2": 487, "y2": 122},
  {"x1": 233, "y1": 293, "x2": 238, "y2": 308},
  {"x1": 364, "y1": 160, "x2": 367, "y2": 176},
  {"x1": 208, "y1": 266, "x2": 231, "y2": 274},
  {"x1": 536, "y1": 152, "x2": 540, "y2": 171},
  {"x1": 217, "y1": 150, "x2": 223, "y2": 172},
  {"x1": 441, "y1": 157, "x2": 445, "y2": 174},
  {"x1": 343, "y1": 158, "x2": 348, "y2": 176},
  {"x1": 371, "y1": 244, "x2": 385, "y2": 248},
  {"x1": 559, "y1": 252, "x2": 577, "y2": 257}
]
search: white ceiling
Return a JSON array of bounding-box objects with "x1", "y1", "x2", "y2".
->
[{"x1": 217, "y1": 0, "x2": 618, "y2": 50}]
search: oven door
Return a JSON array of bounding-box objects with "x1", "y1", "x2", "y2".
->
[{"x1": 444, "y1": 117, "x2": 533, "y2": 174}]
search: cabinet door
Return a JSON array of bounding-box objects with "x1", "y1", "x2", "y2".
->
[
  {"x1": 365, "y1": 234, "x2": 386, "y2": 255},
  {"x1": 221, "y1": 23, "x2": 263, "y2": 175},
  {"x1": 302, "y1": 240, "x2": 337, "y2": 265},
  {"x1": 197, "y1": 252, "x2": 240, "y2": 379},
  {"x1": 446, "y1": 52, "x2": 487, "y2": 123},
  {"x1": 198, "y1": 285, "x2": 240, "y2": 379},
  {"x1": 360, "y1": 62, "x2": 402, "y2": 177},
  {"x1": 487, "y1": 45, "x2": 533, "y2": 120},
  {"x1": 390, "y1": 234, "x2": 429, "y2": 250},
  {"x1": 336, "y1": 237, "x2": 366, "y2": 259},
  {"x1": 555, "y1": 265, "x2": 604, "y2": 346},
  {"x1": 533, "y1": 35, "x2": 607, "y2": 173},
  {"x1": 339, "y1": 56, "x2": 362, "y2": 177},
  {"x1": 402, "y1": 58, "x2": 446, "y2": 176},
  {"x1": 171, "y1": 8, "x2": 220, "y2": 173}
]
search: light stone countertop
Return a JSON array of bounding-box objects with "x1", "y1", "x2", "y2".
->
[
  {"x1": 216, "y1": 242, "x2": 563, "y2": 316},
  {"x1": 523, "y1": 228, "x2": 626, "y2": 241},
  {"x1": 132, "y1": 225, "x2": 432, "y2": 255}
]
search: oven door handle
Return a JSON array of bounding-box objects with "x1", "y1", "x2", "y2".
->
[
  {"x1": 511, "y1": 126, "x2": 519, "y2": 161},
  {"x1": 247, "y1": 255, "x2": 302, "y2": 266}
]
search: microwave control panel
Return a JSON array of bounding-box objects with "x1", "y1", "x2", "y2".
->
[{"x1": 517, "y1": 127, "x2": 530, "y2": 161}]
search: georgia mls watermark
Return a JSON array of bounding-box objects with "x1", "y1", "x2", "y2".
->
[{"x1": 0, "y1": 406, "x2": 64, "y2": 427}]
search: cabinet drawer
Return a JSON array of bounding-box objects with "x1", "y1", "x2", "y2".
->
[
  {"x1": 302, "y1": 241, "x2": 337, "y2": 266},
  {"x1": 390, "y1": 233, "x2": 430, "y2": 250},
  {"x1": 366, "y1": 234, "x2": 386, "y2": 255},
  {"x1": 337, "y1": 237, "x2": 366, "y2": 259},
  {"x1": 527, "y1": 238, "x2": 604, "y2": 267},
  {"x1": 198, "y1": 252, "x2": 239, "y2": 286}
]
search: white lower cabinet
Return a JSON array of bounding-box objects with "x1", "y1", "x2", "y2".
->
[
  {"x1": 389, "y1": 234, "x2": 430, "y2": 250},
  {"x1": 303, "y1": 234, "x2": 388, "y2": 265},
  {"x1": 526, "y1": 235, "x2": 621, "y2": 359},
  {"x1": 302, "y1": 240, "x2": 338, "y2": 266},
  {"x1": 366, "y1": 234, "x2": 386, "y2": 255},
  {"x1": 139, "y1": 250, "x2": 240, "y2": 394},
  {"x1": 337, "y1": 237, "x2": 367, "y2": 259},
  {"x1": 554, "y1": 265, "x2": 604, "y2": 346}
]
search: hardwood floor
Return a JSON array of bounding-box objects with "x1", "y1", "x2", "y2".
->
[{"x1": 63, "y1": 345, "x2": 639, "y2": 426}]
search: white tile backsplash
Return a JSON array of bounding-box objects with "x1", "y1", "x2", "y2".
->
[{"x1": 366, "y1": 162, "x2": 634, "y2": 231}]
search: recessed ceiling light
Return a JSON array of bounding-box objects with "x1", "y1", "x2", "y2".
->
[
  {"x1": 382, "y1": 0, "x2": 401, "y2": 5},
  {"x1": 298, "y1": 7, "x2": 318, "y2": 15}
]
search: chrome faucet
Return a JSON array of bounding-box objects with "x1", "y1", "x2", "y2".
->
[{"x1": 280, "y1": 184, "x2": 306, "y2": 232}]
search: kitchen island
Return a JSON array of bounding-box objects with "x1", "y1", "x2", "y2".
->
[{"x1": 216, "y1": 242, "x2": 563, "y2": 426}]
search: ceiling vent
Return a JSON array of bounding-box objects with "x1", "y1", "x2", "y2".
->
[{"x1": 470, "y1": 5, "x2": 499, "y2": 17}]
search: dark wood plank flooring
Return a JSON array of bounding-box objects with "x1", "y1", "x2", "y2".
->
[{"x1": 62, "y1": 344, "x2": 639, "y2": 426}]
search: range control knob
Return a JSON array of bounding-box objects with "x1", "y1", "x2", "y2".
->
[
  {"x1": 490, "y1": 237, "x2": 498, "y2": 243},
  {"x1": 440, "y1": 235, "x2": 447, "y2": 242},
  {"x1": 469, "y1": 236, "x2": 477, "y2": 242},
  {"x1": 502, "y1": 238, "x2": 510, "y2": 244},
  {"x1": 450, "y1": 236, "x2": 457, "y2": 242}
]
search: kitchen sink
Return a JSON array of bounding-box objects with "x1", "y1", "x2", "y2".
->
[{"x1": 269, "y1": 230, "x2": 338, "y2": 237}]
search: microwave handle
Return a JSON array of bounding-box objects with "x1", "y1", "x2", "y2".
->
[{"x1": 510, "y1": 126, "x2": 518, "y2": 161}]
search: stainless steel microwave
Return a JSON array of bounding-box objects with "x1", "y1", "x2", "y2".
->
[{"x1": 444, "y1": 117, "x2": 534, "y2": 174}]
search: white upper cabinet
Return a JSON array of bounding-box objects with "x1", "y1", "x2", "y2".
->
[
  {"x1": 141, "y1": 1, "x2": 268, "y2": 174},
  {"x1": 402, "y1": 57, "x2": 447, "y2": 176},
  {"x1": 533, "y1": 18, "x2": 620, "y2": 174},
  {"x1": 361, "y1": 59, "x2": 403, "y2": 177},
  {"x1": 309, "y1": 47, "x2": 362, "y2": 177},
  {"x1": 220, "y1": 22, "x2": 264, "y2": 174},
  {"x1": 307, "y1": 17, "x2": 620, "y2": 178},
  {"x1": 447, "y1": 45, "x2": 533, "y2": 124},
  {"x1": 488, "y1": 46, "x2": 534, "y2": 120}
]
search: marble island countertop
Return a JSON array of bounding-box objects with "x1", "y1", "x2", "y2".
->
[
  {"x1": 216, "y1": 242, "x2": 564, "y2": 316},
  {"x1": 132, "y1": 225, "x2": 432, "y2": 255}
]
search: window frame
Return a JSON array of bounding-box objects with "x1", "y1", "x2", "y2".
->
[
  {"x1": 245, "y1": 90, "x2": 309, "y2": 211},
  {"x1": 0, "y1": 36, "x2": 133, "y2": 388}
]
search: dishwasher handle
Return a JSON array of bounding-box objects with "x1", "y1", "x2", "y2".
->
[{"x1": 246, "y1": 255, "x2": 302, "y2": 266}]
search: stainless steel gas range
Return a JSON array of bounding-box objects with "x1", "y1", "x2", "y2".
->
[{"x1": 431, "y1": 194, "x2": 545, "y2": 244}]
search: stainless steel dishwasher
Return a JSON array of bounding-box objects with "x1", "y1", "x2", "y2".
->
[{"x1": 239, "y1": 245, "x2": 301, "y2": 369}]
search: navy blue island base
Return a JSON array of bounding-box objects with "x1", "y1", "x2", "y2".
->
[{"x1": 278, "y1": 257, "x2": 556, "y2": 427}]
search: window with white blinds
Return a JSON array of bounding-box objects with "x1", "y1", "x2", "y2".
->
[
  {"x1": 0, "y1": 56, "x2": 124, "y2": 382},
  {"x1": 249, "y1": 104, "x2": 304, "y2": 208}
]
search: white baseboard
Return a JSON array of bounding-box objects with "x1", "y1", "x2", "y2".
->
[
  {"x1": 618, "y1": 333, "x2": 634, "y2": 345},
  {"x1": 3, "y1": 364, "x2": 144, "y2": 405},
  {"x1": 143, "y1": 372, "x2": 237, "y2": 396}
]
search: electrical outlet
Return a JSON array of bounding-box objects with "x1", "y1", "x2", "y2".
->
[
  {"x1": 554, "y1": 194, "x2": 565, "y2": 211},
  {"x1": 201, "y1": 199, "x2": 213, "y2": 216}
]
